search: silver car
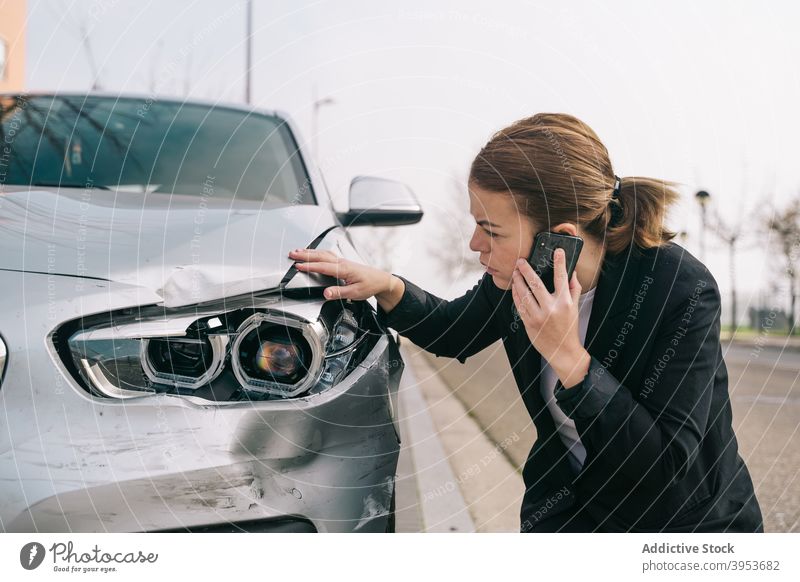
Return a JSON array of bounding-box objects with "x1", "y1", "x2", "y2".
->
[{"x1": 0, "y1": 93, "x2": 423, "y2": 533}]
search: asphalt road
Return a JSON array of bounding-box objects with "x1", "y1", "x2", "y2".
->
[
  {"x1": 417, "y1": 339, "x2": 800, "y2": 532},
  {"x1": 723, "y1": 342, "x2": 800, "y2": 532}
]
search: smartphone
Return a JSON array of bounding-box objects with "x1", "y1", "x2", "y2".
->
[{"x1": 527, "y1": 232, "x2": 584, "y2": 293}]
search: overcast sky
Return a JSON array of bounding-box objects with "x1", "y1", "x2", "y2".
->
[{"x1": 24, "y1": 0, "x2": 800, "y2": 320}]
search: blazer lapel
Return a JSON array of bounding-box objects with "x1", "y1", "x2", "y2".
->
[
  {"x1": 504, "y1": 244, "x2": 643, "y2": 420},
  {"x1": 583, "y1": 245, "x2": 644, "y2": 375}
]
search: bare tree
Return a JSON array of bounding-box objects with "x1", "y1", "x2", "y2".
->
[
  {"x1": 48, "y1": 0, "x2": 104, "y2": 90},
  {"x1": 149, "y1": 37, "x2": 165, "y2": 94},
  {"x1": 367, "y1": 227, "x2": 403, "y2": 273},
  {"x1": 697, "y1": 161, "x2": 772, "y2": 338},
  {"x1": 706, "y1": 208, "x2": 741, "y2": 339},
  {"x1": 183, "y1": 41, "x2": 194, "y2": 96},
  {"x1": 77, "y1": 21, "x2": 102, "y2": 90},
  {"x1": 706, "y1": 195, "x2": 762, "y2": 339},
  {"x1": 429, "y1": 173, "x2": 483, "y2": 283},
  {"x1": 765, "y1": 196, "x2": 800, "y2": 334}
]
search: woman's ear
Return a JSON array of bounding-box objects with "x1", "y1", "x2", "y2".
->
[{"x1": 551, "y1": 222, "x2": 579, "y2": 237}]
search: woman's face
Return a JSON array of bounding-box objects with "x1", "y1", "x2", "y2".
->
[{"x1": 468, "y1": 183, "x2": 536, "y2": 290}]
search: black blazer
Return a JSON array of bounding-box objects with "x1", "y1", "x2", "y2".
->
[{"x1": 376, "y1": 241, "x2": 763, "y2": 532}]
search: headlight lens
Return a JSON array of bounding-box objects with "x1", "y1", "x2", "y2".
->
[
  {"x1": 142, "y1": 334, "x2": 229, "y2": 389},
  {"x1": 69, "y1": 336, "x2": 154, "y2": 399},
  {"x1": 231, "y1": 312, "x2": 326, "y2": 397},
  {"x1": 256, "y1": 337, "x2": 302, "y2": 377},
  {"x1": 58, "y1": 299, "x2": 374, "y2": 401}
]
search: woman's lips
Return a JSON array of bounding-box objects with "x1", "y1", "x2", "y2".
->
[{"x1": 484, "y1": 264, "x2": 498, "y2": 275}]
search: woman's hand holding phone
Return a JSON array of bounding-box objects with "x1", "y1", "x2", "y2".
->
[
  {"x1": 288, "y1": 248, "x2": 406, "y2": 312},
  {"x1": 511, "y1": 247, "x2": 591, "y2": 389}
]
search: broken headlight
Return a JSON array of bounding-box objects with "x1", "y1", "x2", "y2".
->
[
  {"x1": 66, "y1": 314, "x2": 233, "y2": 399},
  {"x1": 231, "y1": 312, "x2": 327, "y2": 397},
  {"x1": 58, "y1": 299, "x2": 376, "y2": 401},
  {"x1": 313, "y1": 305, "x2": 368, "y2": 394}
]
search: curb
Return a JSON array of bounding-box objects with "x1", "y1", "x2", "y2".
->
[{"x1": 397, "y1": 345, "x2": 476, "y2": 533}]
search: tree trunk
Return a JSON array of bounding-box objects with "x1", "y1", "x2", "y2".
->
[
  {"x1": 790, "y1": 273, "x2": 797, "y2": 335},
  {"x1": 729, "y1": 241, "x2": 737, "y2": 339}
]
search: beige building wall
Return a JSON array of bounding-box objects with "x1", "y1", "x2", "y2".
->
[{"x1": 0, "y1": 0, "x2": 26, "y2": 92}]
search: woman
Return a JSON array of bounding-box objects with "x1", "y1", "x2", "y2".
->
[{"x1": 288, "y1": 113, "x2": 763, "y2": 533}]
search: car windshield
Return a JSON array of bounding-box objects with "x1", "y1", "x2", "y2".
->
[{"x1": 0, "y1": 95, "x2": 314, "y2": 204}]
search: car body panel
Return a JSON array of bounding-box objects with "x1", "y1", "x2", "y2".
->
[
  {"x1": 0, "y1": 186, "x2": 340, "y2": 308},
  {"x1": 0, "y1": 94, "x2": 403, "y2": 532},
  {"x1": 0, "y1": 268, "x2": 402, "y2": 533}
]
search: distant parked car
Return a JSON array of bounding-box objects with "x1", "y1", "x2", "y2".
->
[{"x1": 0, "y1": 93, "x2": 423, "y2": 532}]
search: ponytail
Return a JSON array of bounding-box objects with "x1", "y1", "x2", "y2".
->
[{"x1": 604, "y1": 176, "x2": 681, "y2": 254}]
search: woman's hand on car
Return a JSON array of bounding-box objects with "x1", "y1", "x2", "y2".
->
[{"x1": 288, "y1": 248, "x2": 405, "y2": 310}]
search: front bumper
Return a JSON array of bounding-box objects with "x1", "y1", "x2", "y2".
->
[{"x1": 0, "y1": 271, "x2": 403, "y2": 533}]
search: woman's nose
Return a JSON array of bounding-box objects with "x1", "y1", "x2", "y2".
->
[{"x1": 469, "y1": 227, "x2": 489, "y2": 253}]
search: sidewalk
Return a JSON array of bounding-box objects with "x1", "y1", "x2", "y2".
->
[
  {"x1": 395, "y1": 343, "x2": 524, "y2": 532},
  {"x1": 394, "y1": 344, "x2": 473, "y2": 532},
  {"x1": 726, "y1": 333, "x2": 800, "y2": 352}
]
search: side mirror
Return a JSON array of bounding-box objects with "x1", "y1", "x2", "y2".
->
[{"x1": 336, "y1": 176, "x2": 423, "y2": 227}]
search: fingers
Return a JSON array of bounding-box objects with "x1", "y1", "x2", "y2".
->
[
  {"x1": 294, "y1": 260, "x2": 349, "y2": 280},
  {"x1": 322, "y1": 285, "x2": 355, "y2": 300},
  {"x1": 553, "y1": 247, "x2": 569, "y2": 296},
  {"x1": 569, "y1": 271, "x2": 582, "y2": 303},
  {"x1": 511, "y1": 268, "x2": 539, "y2": 314},
  {"x1": 292, "y1": 256, "x2": 356, "y2": 299},
  {"x1": 289, "y1": 247, "x2": 348, "y2": 278},
  {"x1": 288, "y1": 247, "x2": 340, "y2": 263},
  {"x1": 515, "y1": 258, "x2": 551, "y2": 307},
  {"x1": 511, "y1": 278, "x2": 523, "y2": 315},
  {"x1": 511, "y1": 277, "x2": 525, "y2": 315}
]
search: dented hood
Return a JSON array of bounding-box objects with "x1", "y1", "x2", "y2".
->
[{"x1": 0, "y1": 187, "x2": 340, "y2": 307}]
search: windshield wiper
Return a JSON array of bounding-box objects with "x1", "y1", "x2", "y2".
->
[{"x1": 26, "y1": 181, "x2": 111, "y2": 190}]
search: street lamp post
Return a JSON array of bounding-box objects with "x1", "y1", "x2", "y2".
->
[
  {"x1": 311, "y1": 85, "x2": 335, "y2": 162},
  {"x1": 728, "y1": 232, "x2": 738, "y2": 340},
  {"x1": 695, "y1": 190, "x2": 710, "y2": 262},
  {"x1": 245, "y1": 0, "x2": 253, "y2": 104}
]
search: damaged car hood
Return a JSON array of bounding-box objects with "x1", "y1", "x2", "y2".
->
[{"x1": 0, "y1": 187, "x2": 340, "y2": 307}]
